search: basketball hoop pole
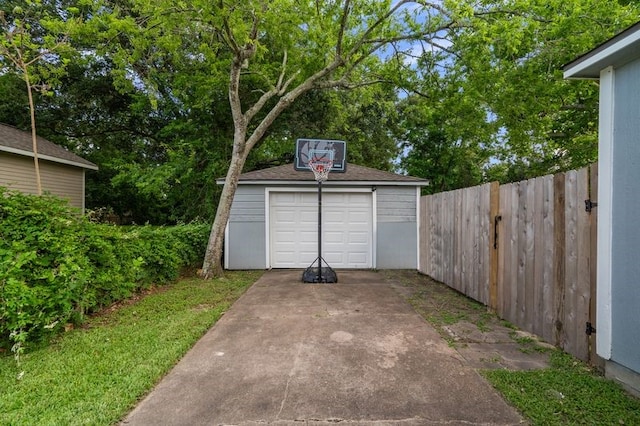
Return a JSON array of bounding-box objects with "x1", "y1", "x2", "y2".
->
[
  {"x1": 317, "y1": 179, "x2": 323, "y2": 282},
  {"x1": 302, "y1": 158, "x2": 337, "y2": 283}
]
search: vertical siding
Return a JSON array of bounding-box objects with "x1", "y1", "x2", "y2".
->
[{"x1": 0, "y1": 152, "x2": 85, "y2": 210}]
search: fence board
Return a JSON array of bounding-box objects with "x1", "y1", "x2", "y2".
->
[
  {"x1": 489, "y1": 182, "x2": 500, "y2": 311},
  {"x1": 564, "y1": 170, "x2": 579, "y2": 356},
  {"x1": 542, "y1": 175, "x2": 556, "y2": 344},
  {"x1": 420, "y1": 165, "x2": 595, "y2": 361},
  {"x1": 532, "y1": 177, "x2": 544, "y2": 337},
  {"x1": 524, "y1": 179, "x2": 536, "y2": 333}
]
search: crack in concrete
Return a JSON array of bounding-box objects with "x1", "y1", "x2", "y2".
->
[{"x1": 276, "y1": 343, "x2": 305, "y2": 420}]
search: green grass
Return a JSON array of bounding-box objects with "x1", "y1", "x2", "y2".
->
[
  {"x1": 484, "y1": 351, "x2": 640, "y2": 425},
  {"x1": 0, "y1": 271, "x2": 262, "y2": 426},
  {"x1": 394, "y1": 270, "x2": 640, "y2": 424}
]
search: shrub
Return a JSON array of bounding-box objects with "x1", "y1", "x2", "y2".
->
[{"x1": 0, "y1": 187, "x2": 210, "y2": 351}]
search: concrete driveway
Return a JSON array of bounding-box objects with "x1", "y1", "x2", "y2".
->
[{"x1": 122, "y1": 270, "x2": 523, "y2": 425}]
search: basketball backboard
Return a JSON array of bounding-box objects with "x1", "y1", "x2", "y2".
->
[{"x1": 294, "y1": 139, "x2": 346, "y2": 173}]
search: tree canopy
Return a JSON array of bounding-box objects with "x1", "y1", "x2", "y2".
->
[
  {"x1": 1, "y1": 0, "x2": 639, "y2": 274},
  {"x1": 399, "y1": 0, "x2": 639, "y2": 187}
]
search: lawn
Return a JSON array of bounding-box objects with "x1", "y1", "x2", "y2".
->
[
  {"x1": 0, "y1": 271, "x2": 262, "y2": 426},
  {"x1": 484, "y1": 351, "x2": 640, "y2": 425},
  {"x1": 388, "y1": 269, "x2": 640, "y2": 426},
  {"x1": 3, "y1": 269, "x2": 640, "y2": 426}
]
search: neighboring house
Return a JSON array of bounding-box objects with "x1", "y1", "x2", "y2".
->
[
  {"x1": 0, "y1": 123, "x2": 98, "y2": 211},
  {"x1": 564, "y1": 21, "x2": 640, "y2": 396},
  {"x1": 219, "y1": 163, "x2": 428, "y2": 270}
]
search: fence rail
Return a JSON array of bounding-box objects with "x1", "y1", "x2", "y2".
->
[{"x1": 419, "y1": 165, "x2": 598, "y2": 362}]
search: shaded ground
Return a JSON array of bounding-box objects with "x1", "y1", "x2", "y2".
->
[{"x1": 383, "y1": 270, "x2": 553, "y2": 371}]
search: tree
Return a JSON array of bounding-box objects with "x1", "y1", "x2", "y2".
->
[
  {"x1": 100, "y1": 0, "x2": 467, "y2": 278},
  {"x1": 253, "y1": 85, "x2": 401, "y2": 172},
  {"x1": 410, "y1": 0, "x2": 640, "y2": 183},
  {"x1": 397, "y1": 96, "x2": 490, "y2": 193},
  {"x1": 0, "y1": 2, "x2": 83, "y2": 195}
]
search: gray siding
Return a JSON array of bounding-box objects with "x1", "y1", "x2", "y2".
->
[
  {"x1": 377, "y1": 186, "x2": 416, "y2": 222},
  {"x1": 226, "y1": 186, "x2": 266, "y2": 268},
  {"x1": 0, "y1": 152, "x2": 85, "y2": 210},
  {"x1": 229, "y1": 186, "x2": 265, "y2": 222},
  {"x1": 376, "y1": 186, "x2": 417, "y2": 268},
  {"x1": 611, "y1": 57, "x2": 640, "y2": 372},
  {"x1": 377, "y1": 222, "x2": 417, "y2": 269},
  {"x1": 227, "y1": 222, "x2": 266, "y2": 269}
]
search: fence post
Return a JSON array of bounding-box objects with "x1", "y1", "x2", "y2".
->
[
  {"x1": 489, "y1": 181, "x2": 500, "y2": 312},
  {"x1": 553, "y1": 173, "x2": 567, "y2": 348}
]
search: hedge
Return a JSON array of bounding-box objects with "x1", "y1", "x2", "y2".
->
[{"x1": 0, "y1": 187, "x2": 210, "y2": 351}]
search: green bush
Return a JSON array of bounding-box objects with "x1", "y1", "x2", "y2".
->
[{"x1": 0, "y1": 187, "x2": 210, "y2": 351}]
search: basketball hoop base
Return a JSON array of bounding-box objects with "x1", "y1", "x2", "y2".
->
[{"x1": 302, "y1": 258, "x2": 338, "y2": 283}]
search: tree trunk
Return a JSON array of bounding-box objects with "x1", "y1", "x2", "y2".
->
[
  {"x1": 201, "y1": 134, "x2": 249, "y2": 279},
  {"x1": 25, "y1": 69, "x2": 42, "y2": 196}
]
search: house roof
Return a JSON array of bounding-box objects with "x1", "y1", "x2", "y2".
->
[
  {"x1": 218, "y1": 163, "x2": 429, "y2": 186},
  {"x1": 0, "y1": 123, "x2": 98, "y2": 170},
  {"x1": 564, "y1": 21, "x2": 640, "y2": 79}
]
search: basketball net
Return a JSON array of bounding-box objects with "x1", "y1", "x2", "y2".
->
[{"x1": 308, "y1": 158, "x2": 333, "y2": 182}]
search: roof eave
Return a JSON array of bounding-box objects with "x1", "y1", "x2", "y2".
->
[
  {"x1": 564, "y1": 22, "x2": 640, "y2": 79},
  {"x1": 217, "y1": 179, "x2": 429, "y2": 186},
  {"x1": 0, "y1": 146, "x2": 99, "y2": 170}
]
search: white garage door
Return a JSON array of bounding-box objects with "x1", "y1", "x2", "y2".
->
[{"x1": 269, "y1": 191, "x2": 372, "y2": 268}]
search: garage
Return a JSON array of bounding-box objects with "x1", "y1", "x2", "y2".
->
[
  {"x1": 269, "y1": 191, "x2": 373, "y2": 268},
  {"x1": 220, "y1": 163, "x2": 427, "y2": 270}
]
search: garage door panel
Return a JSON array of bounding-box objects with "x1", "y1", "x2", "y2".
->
[
  {"x1": 300, "y1": 210, "x2": 317, "y2": 223},
  {"x1": 275, "y1": 229, "x2": 296, "y2": 238},
  {"x1": 270, "y1": 191, "x2": 372, "y2": 268},
  {"x1": 323, "y1": 211, "x2": 345, "y2": 224},
  {"x1": 324, "y1": 231, "x2": 345, "y2": 243},
  {"x1": 323, "y1": 251, "x2": 346, "y2": 264},
  {"x1": 273, "y1": 211, "x2": 296, "y2": 223},
  {"x1": 348, "y1": 253, "x2": 368, "y2": 265},
  {"x1": 348, "y1": 231, "x2": 369, "y2": 244},
  {"x1": 299, "y1": 192, "x2": 317, "y2": 204},
  {"x1": 299, "y1": 252, "x2": 318, "y2": 265},
  {"x1": 348, "y1": 210, "x2": 370, "y2": 223},
  {"x1": 300, "y1": 230, "x2": 317, "y2": 240},
  {"x1": 272, "y1": 193, "x2": 296, "y2": 205}
]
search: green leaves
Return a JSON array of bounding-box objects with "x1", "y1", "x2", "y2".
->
[
  {"x1": 0, "y1": 187, "x2": 211, "y2": 351},
  {"x1": 402, "y1": 0, "x2": 640, "y2": 184}
]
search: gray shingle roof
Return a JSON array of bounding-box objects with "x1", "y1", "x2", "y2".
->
[
  {"x1": 227, "y1": 163, "x2": 428, "y2": 185},
  {"x1": 0, "y1": 123, "x2": 98, "y2": 170}
]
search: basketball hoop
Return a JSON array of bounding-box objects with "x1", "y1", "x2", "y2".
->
[
  {"x1": 308, "y1": 158, "x2": 333, "y2": 182},
  {"x1": 303, "y1": 156, "x2": 337, "y2": 283}
]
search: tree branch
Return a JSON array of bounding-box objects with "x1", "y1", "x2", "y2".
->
[
  {"x1": 335, "y1": 0, "x2": 351, "y2": 57},
  {"x1": 343, "y1": 0, "x2": 412, "y2": 60}
]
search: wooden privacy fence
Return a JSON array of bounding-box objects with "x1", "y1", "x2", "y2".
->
[{"x1": 419, "y1": 165, "x2": 598, "y2": 362}]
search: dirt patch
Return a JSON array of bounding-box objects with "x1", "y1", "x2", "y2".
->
[{"x1": 383, "y1": 270, "x2": 552, "y2": 371}]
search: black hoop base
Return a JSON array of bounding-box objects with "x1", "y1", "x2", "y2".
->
[{"x1": 302, "y1": 257, "x2": 338, "y2": 283}]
